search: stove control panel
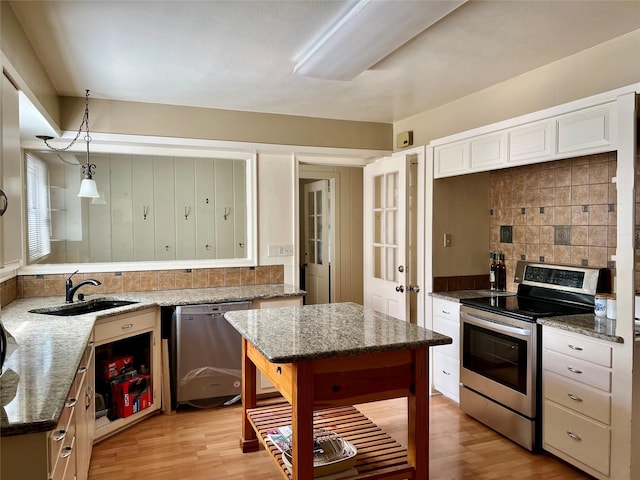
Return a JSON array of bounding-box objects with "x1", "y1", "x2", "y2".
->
[{"x1": 517, "y1": 262, "x2": 602, "y2": 296}]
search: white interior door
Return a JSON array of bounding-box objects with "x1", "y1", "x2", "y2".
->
[
  {"x1": 303, "y1": 180, "x2": 330, "y2": 304},
  {"x1": 364, "y1": 155, "x2": 408, "y2": 320}
]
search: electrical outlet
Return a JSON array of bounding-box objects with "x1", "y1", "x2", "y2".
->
[{"x1": 444, "y1": 233, "x2": 452, "y2": 248}]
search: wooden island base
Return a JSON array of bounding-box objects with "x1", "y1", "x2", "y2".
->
[{"x1": 246, "y1": 402, "x2": 415, "y2": 479}]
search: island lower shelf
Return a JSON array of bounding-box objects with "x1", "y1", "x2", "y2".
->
[{"x1": 247, "y1": 402, "x2": 415, "y2": 480}]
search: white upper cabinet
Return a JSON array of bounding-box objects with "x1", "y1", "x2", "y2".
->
[{"x1": 433, "y1": 100, "x2": 617, "y2": 178}]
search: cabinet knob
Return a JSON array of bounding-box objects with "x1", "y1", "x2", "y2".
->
[{"x1": 395, "y1": 285, "x2": 404, "y2": 293}]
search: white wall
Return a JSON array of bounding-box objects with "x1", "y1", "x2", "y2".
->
[
  {"x1": 394, "y1": 29, "x2": 640, "y2": 148},
  {"x1": 257, "y1": 153, "x2": 296, "y2": 284}
]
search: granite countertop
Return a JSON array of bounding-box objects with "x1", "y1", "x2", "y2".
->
[
  {"x1": 0, "y1": 284, "x2": 304, "y2": 437},
  {"x1": 224, "y1": 302, "x2": 452, "y2": 364},
  {"x1": 430, "y1": 289, "x2": 516, "y2": 301},
  {"x1": 537, "y1": 314, "x2": 625, "y2": 344}
]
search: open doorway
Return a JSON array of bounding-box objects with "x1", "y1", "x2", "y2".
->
[{"x1": 298, "y1": 164, "x2": 364, "y2": 305}]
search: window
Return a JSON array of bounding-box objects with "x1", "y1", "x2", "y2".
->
[{"x1": 26, "y1": 153, "x2": 51, "y2": 262}]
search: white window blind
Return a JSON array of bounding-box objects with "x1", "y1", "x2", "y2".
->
[{"x1": 26, "y1": 153, "x2": 51, "y2": 262}]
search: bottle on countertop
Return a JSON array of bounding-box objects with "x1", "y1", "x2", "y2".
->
[
  {"x1": 489, "y1": 252, "x2": 497, "y2": 291},
  {"x1": 497, "y1": 253, "x2": 507, "y2": 292}
]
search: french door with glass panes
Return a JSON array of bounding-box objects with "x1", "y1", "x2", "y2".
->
[
  {"x1": 364, "y1": 148, "x2": 424, "y2": 323},
  {"x1": 303, "y1": 180, "x2": 330, "y2": 304}
]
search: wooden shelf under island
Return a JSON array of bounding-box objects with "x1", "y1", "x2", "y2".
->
[{"x1": 224, "y1": 302, "x2": 452, "y2": 480}]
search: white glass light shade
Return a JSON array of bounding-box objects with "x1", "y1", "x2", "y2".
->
[{"x1": 78, "y1": 178, "x2": 100, "y2": 198}]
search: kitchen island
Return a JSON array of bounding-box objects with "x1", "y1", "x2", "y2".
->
[{"x1": 224, "y1": 302, "x2": 452, "y2": 480}]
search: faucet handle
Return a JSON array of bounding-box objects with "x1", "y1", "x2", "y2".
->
[{"x1": 67, "y1": 270, "x2": 79, "y2": 281}]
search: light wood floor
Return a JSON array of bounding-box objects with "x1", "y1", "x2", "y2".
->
[{"x1": 88, "y1": 395, "x2": 590, "y2": 480}]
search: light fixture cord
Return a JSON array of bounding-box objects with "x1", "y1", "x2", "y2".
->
[{"x1": 41, "y1": 90, "x2": 91, "y2": 152}]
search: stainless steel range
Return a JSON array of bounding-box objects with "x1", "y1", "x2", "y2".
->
[{"x1": 459, "y1": 262, "x2": 606, "y2": 451}]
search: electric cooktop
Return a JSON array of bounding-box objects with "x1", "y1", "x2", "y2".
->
[{"x1": 460, "y1": 295, "x2": 593, "y2": 322}]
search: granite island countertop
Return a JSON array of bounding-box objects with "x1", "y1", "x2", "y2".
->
[
  {"x1": 0, "y1": 284, "x2": 304, "y2": 437},
  {"x1": 224, "y1": 302, "x2": 452, "y2": 364}
]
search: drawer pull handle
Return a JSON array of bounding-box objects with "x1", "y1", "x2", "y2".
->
[
  {"x1": 88, "y1": 341, "x2": 95, "y2": 347},
  {"x1": 276, "y1": 366, "x2": 282, "y2": 374},
  {"x1": 442, "y1": 310, "x2": 451, "y2": 315},
  {"x1": 60, "y1": 446, "x2": 73, "y2": 458},
  {"x1": 568, "y1": 344, "x2": 583, "y2": 351},
  {"x1": 567, "y1": 393, "x2": 583, "y2": 402},
  {"x1": 566, "y1": 431, "x2": 582, "y2": 441},
  {"x1": 442, "y1": 370, "x2": 451, "y2": 376},
  {"x1": 121, "y1": 323, "x2": 134, "y2": 330},
  {"x1": 53, "y1": 429, "x2": 67, "y2": 442},
  {"x1": 567, "y1": 367, "x2": 583, "y2": 374},
  {"x1": 78, "y1": 366, "x2": 88, "y2": 374},
  {"x1": 65, "y1": 397, "x2": 77, "y2": 408}
]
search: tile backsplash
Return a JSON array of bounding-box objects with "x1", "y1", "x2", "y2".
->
[
  {"x1": 0, "y1": 265, "x2": 285, "y2": 307},
  {"x1": 490, "y1": 152, "x2": 617, "y2": 293}
]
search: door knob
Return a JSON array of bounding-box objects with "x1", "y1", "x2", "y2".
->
[
  {"x1": 398, "y1": 265, "x2": 405, "y2": 273},
  {"x1": 408, "y1": 285, "x2": 421, "y2": 293},
  {"x1": 395, "y1": 285, "x2": 404, "y2": 293}
]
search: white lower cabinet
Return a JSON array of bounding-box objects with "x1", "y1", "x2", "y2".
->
[
  {"x1": 94, "y1": 307, "x2": 162, "y2": 442},
  {"x1": 431, "y1": 298, "x2": 460, "y2": 403},
  {"x1": 0, "y1": 337, "x2": 94, "y2": 480},
  {"x1": 251, "y1": 296, "x2": 303, "y2": 396},
  {"x1": 542, "y1": 326, "x2": 613, "y2": 479}
]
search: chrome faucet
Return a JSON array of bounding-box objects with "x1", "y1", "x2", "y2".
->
[{"x1": 65, "y1": 270, "x2": 101, "y2": 303}]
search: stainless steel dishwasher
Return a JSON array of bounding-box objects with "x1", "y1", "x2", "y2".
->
[{"x1": 174, "y1": 302, "x2": 250, "y2": 407}]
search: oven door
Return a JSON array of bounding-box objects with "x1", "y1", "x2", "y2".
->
[{"x1": 460, "y1": 306, "x2": 536, "y2": 418}]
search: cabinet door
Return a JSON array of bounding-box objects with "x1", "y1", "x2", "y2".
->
[
  {"x1": 508, "y1": 119, "x2": 554, "y2": 165},
  {"x1": 557, "y1": 103, "x2": 615, "y2": 155},
  {"x1": 434, "y1": 141, "x2": 469, "y2": 178},
  {"x1": 469, "y1": 132, "x2": 506, "y2": 171},
  {"x1": 433, "y1": 351, "x2": 459, "y2": 402},
  {"x1": 233, "y1": 160, "x2": 247, "y2": 258},
  {"x1": 154, "y1": 157, "x2": 176, "y2": 260},
  {"x1": 174, "y1": 158, "x2": 196, "y2": 260}
]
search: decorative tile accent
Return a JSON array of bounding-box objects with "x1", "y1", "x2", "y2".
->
[
  {"x1": 539, "y1": 207, "x2": 545, "y2": 214},
  {"x1": 500, "y1": 225, "x2": 513, "y2": 243},
  {"x1": 539, "y1": 256, "x2": 545, "y2": 262},
  {"x1": 581, "y1": 259, "x2": 589, "y2": 267},
  {"x1": 554, "y1": 226, "x2": 572, "y2": 245}
]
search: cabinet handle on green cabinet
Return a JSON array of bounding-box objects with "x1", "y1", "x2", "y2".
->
[
  {"x1": 568, "y1": 344, "x2": 583, "y2": 351},
  {"x1": 567, "y1": 393, "x2": 583, "y2": 402}
]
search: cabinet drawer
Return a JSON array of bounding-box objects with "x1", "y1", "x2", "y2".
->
[
  {"x1": 432, "y1": 316, "x2": 459, "y2": 359},
  {"x1": 544, "y1": 328, "x2": 612, "y2": 367},
  {"x1": 49, "y1": 403, "x2": 76, "y2": 475},
  {"x1": 543, "y1": 400, "x2": 610, "y2": 476},
  {"x1": 544, "y1": 370, "x2": 610, "y2": 424},
  {"x1": 432, "y1": 298, "x2": 460, "y2": 322},
  {"x1": 51, "y1": 435, "x2": 76, "y2": 480},
  {"x1": 433, "y1": 351, "x2": 459, "y2": 402},
  {"x1": 544, "y1": 350, "x2": 611, "y2": 392},
  {"x1": 95, "y1": 309, "x2": 156, "y2": 343}
]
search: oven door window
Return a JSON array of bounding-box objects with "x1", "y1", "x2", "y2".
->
[{"x1": 462, "y1": 322, "x2": 528, "y2": 394}]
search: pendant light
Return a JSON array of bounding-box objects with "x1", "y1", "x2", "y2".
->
[{"x1": 36, "y1": 90, "x2": 100, "y2": 198}]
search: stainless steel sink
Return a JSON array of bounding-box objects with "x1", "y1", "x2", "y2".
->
[{"x1": 30, "y1": 298, "x2": 139, "y2": 316}]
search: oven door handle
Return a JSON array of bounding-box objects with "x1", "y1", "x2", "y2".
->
[{"x1": 461, "y1": 311, "x2": 531, "y2": 337}]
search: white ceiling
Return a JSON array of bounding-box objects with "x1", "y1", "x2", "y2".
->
[{"x1": 9, "y1": 0, "x2": 640, "y2": 130}]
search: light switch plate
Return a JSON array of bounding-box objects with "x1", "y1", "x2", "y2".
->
[{"x1": 268, "y1": 244, "x2": 294, "y2": 257}]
